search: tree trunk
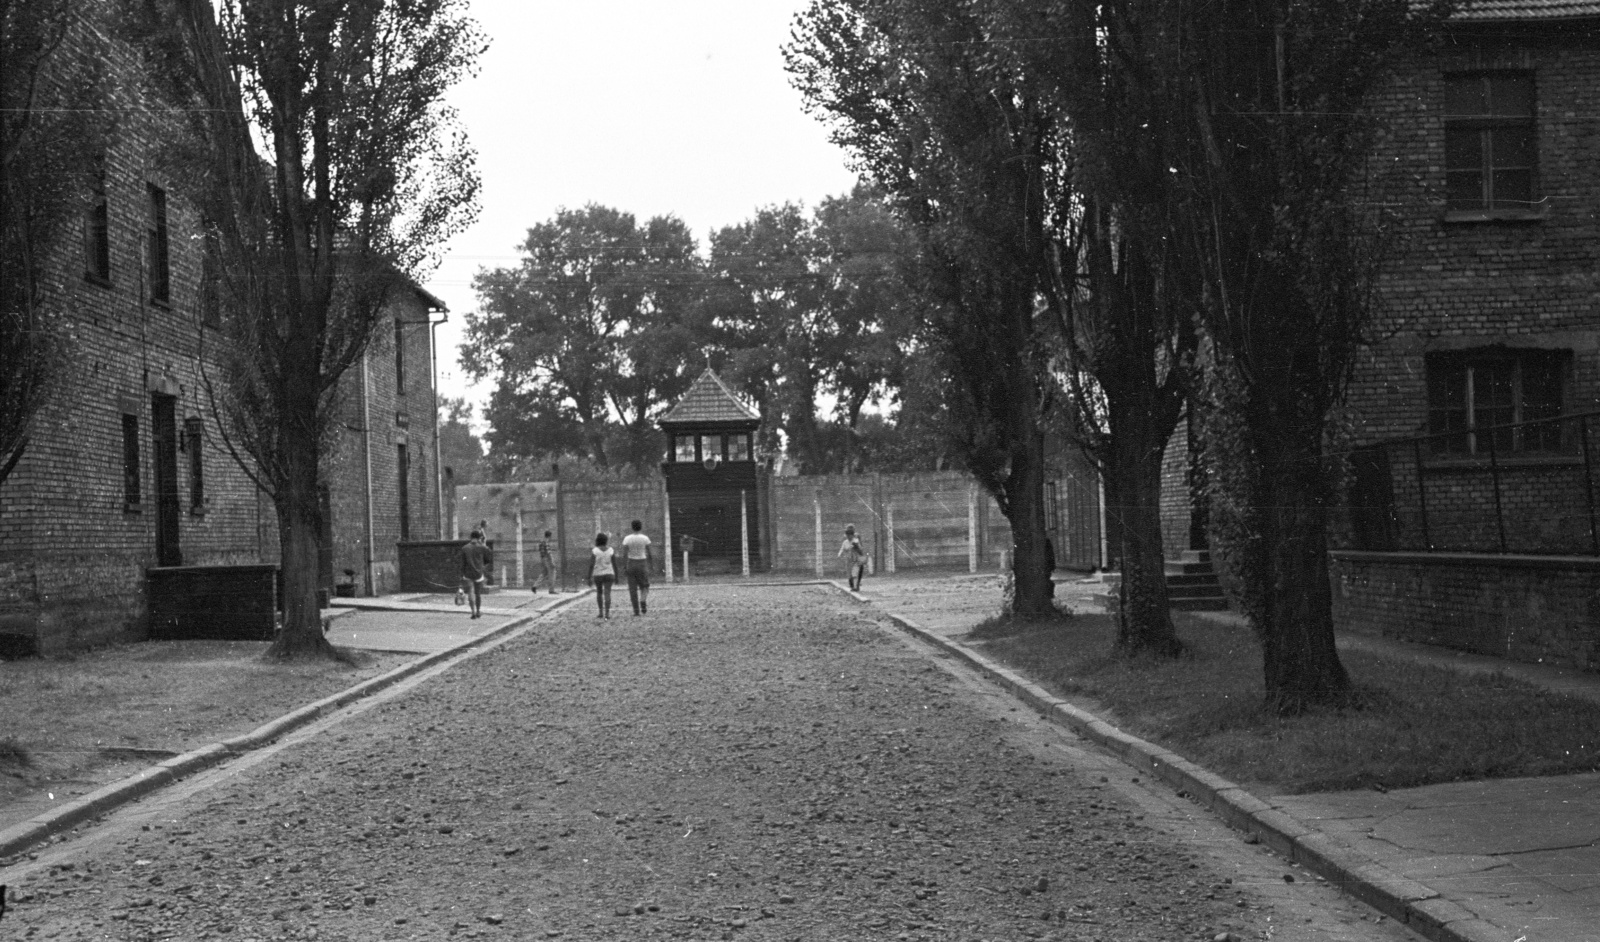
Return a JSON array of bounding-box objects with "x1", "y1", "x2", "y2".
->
[
  {"x1": 269, "y1": 492, "x2": 333, "y2": 658},
  {"x1": 1256, "y1": 443, "x2": 1350, "y2": 713},
  {"x1": 268, "y1": 324, "x2": 333, "y2": 660},
  {"x1": 1006, "y1": 424, "x2": 1055, "y2": 617},
  {"x1": 1110, "y1": 429, "x2": 1181, "y2": 657}
]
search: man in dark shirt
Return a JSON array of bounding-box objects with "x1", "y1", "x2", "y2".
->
[{"x1": 460, "y1": 529, "x2": 489, "y2": 619}]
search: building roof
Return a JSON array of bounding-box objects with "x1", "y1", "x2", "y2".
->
[
  {"x1": 659, "y1": 369, "x2": 761, "y2": 427},
  {"x1": 1452, "y1": 0, "x2": 1600, "y2": 20}
]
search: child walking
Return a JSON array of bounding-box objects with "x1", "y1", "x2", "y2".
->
[
  {"x1": 837, "y1": 524, "x2": 867, "y2": 592},
  {"x1": 588, "y1": 532, "x2": 616, "y2": 618}
]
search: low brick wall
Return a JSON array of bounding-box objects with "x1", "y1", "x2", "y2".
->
[
  {"x1": 398, "y1": 540, "x2": 496, "y2": 592},
  {"x1": 148, "y1": 565, "x2": 277, "y2": 642},
  {"x1": 1331, "y1": 551, "x2": 1600, "y2": 671}
]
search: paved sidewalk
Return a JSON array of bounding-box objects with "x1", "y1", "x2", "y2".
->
[
  {"x1": 859, "y1": 573, "x2": 1600, "y2": 942},
  {"x1": 327, "y1": 589, "x2": 577, "y2": 653}
]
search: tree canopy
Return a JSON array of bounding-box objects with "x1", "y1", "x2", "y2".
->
[{"x1": 461, "y1": 188, "x2": 937, "y2": 478}]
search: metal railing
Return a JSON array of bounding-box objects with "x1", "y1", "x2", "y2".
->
[{"x1": 1342, "y1": 411, "x2": 1599, "y2": 556}]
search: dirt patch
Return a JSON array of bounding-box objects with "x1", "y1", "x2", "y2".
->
[{"x1": 0, "y1": 640, "x2": 411, "y2": 821}]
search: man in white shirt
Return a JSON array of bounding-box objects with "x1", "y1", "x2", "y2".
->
[{"x1": 621, "y1": 519, "x2": 653, "y2": 615}]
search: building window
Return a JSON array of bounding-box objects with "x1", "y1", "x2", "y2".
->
[
  {"x1": 147, "y1": 184, "x2": 171, "y2": 303},
  {"x1": 200, "y1": 228, "x2": 222, "y2": 328},
  {"x1": 394, "y1": 319, "x2": 406, "y2": 393},
  {"x1": 1426, "y1": 349, "x2": 1567, "y2": 455},
  {"x1": 1445, "y1": 73, "x2": 1536, "y2": 214},
  {"x1": 84, "y1": 163, "x2": 110, "y2": 282},
  {"x1": 699, "y1": 434, "x2": 722, "y2": 463},
  {"x1": 1044, "y1": 481, "x2": 1060, "y2": 531},
  {"x1": 397, "y1": 443, "x2": 411, "y2": 541},
  {"x1": 122, "y1": 412, "x2": 142, "y2": 507},
  {"x1": 674, "y1": 435, "x2": 695, "y2": 463},
  {"x1": 185, "y1": 417, "x2": 205, "y2": 513},
  {"x1": 728, "y1": 433, "x2": 750, "y2": 462}
]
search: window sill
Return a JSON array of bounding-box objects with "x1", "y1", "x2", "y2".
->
[
  {"x1": 83, "y1": 272, "x2": 113, "y2": 289},
  {"x1": 124, "y1": 501, "x2": 145, "y2": 514},
  {"x1": 1441, "y1": 207, "x2": 1547, "y2": 225},
  {"x1": 189, "y1": 503, "x2": 208, "y2": 518},
  {"x1": 149, "y1": 297, "x2": 172, "y2": 310},
  {"x1": 1423, "y1": 454, "x2": 1583, "y2": 472}
]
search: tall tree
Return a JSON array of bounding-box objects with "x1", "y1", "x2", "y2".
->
[
  {"x1": 133, "y1": 0, "x2": 482, "y2": 656},
  {"x1": 980, "y1": 1, "x2": 1199, "y2": 656},
  {"x1": 1057, "y1": 0, "x2": 1440, "y2": 710},
  {"x1": 788, "y1": 0, "x2": 1060, "y2": 614},
  {"x1": 811, "y1": 183, "x2": 916, "y2": 471},
  {"x1": 463, "y1": 206, "x2": 701, "y2": 473},
  {"x1": 437, "y1": 396, "x2": 491, "y2": 487},
  {"x1": 0, "y1": 1, "x2": 109, "y2": 488},
  {"x1": 705, "y1": 204, "x2": 830, "y2": 471}
]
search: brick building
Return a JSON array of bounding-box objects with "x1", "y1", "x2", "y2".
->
[
  {"x1": 1329, "y1": 1, "x2": 1600, "y2": 669},
  {"x1": 0, "y1": 6, "x2": 443, "y2": 654},
  {"x1": 1156, "y1": 1, "x2": 1599, "y2": 667}
]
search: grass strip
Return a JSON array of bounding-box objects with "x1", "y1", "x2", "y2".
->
[{"x1": 971, "y1": 610, "x2": 1600, "y2": 794}]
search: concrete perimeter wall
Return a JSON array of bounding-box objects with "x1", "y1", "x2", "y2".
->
[
  {"x1": 456, "y1": 470, "x2": 1043, "y2": 585},
  {"x1": 1331, "y1": 551, "x2": 1600, "y2": 671}
]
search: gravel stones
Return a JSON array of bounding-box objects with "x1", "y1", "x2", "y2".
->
[{"x1": 1, "y1": 585, "x2": 1397, "y2": 941}]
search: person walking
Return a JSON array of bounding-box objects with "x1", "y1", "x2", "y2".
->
[
  {"x1": 621, "y1": 519, "x2": 653, "y2": 615},
  {"x1": 838, "y1": 524, "x2": 867, "y2": 592},
  {"x1": 588, "y1": 532, "x2": 616, "y2": 618},
  {"x1": 459, "y1": 529, "x2": 490, "y2": 619},
  {"x1": 536, "y1": 530, "x2": 558, "y2": 594}
]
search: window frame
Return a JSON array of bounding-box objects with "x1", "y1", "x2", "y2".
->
[
  {"x1": 147, "y1": 184, "x2": 171, "y2": 304},
  {"x1": 393, "y1": 319, "x2": 407, "y2": 394},
  {"x1": 397, "y1": 442, "x2": 411, "y2": 541},
  {"x1": 83, "y1": 162, "x2": 111, "y2": 283},
  {"x1": 1443, "y1": 71, "x2": 1540, "y2": 220},
  {"x1": 122, "y1": 412, "x2": 143, "y2": 510},
  {"x1": 1425, "y1": 348, "x2": 1570, "y2": 457},
  {"x1": 673, "y1": 435, "x2": 696, "y2": 463},
  {"x1": 184, "y1": 417, "x2": 206, "y2": 514},
  {"x1": 727, "y1": 433, "x2": 751, "y2": 462}
]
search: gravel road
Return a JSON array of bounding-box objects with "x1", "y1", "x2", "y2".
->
[{"x1": 1, "y1": 584, "x2": 1416, "y2": 941}]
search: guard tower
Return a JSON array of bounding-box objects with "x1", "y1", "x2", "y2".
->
[{"x1": 659, "y1": 369, "x2": 764, "y2": 573}]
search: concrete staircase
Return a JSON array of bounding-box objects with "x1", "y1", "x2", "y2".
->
[{"x1": 1166, "y1": 550, "x2": 1227, "y2": 611}]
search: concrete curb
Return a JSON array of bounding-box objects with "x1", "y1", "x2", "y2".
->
[
  {"x1": 865, "y1": 601, "x2": 1502, "y2": 942},
  {"x1": 0, "y1": 594, "x2": 587, "y2": 862}
]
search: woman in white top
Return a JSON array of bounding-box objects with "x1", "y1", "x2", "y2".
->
[{"x1": 588, "y1": 532, "x2": 616, "y2": 618}]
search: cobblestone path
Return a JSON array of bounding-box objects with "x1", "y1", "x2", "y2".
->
[{"x1": 1, "y1": 584, "x2": 1414, "y2": 941}]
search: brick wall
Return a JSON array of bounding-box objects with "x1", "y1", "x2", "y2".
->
[
  {"x1": 1331, "y1": 551, "x2": 1600, "y2": 670},
  {"x1": 1346, "y1": 35, "x2": 1600, "y2": 447},
  {"x1": 0, "y1": 9, "x2": 269, "y2": 653},
  {"x1": 0, "y1": 7, "x2": 443, "y2": 649},
  {"x1": 1328, "y1": 26, "x2": 1600, "y2": 662},
  {"x1": 1157, "y1": 420, "x2": 1190, "y2": 559},
  {"x1": 327, "y1": 288, "x2": 444, "y2": 595}
]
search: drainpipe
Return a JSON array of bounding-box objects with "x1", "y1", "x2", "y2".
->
[
  {"x1": 429, "y1": 309, "x2": 447, "y2": 538},
  {"x1": 361, "y1": 351, "x2": 376, "y2": 595}
]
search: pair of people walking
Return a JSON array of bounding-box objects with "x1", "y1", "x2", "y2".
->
[{"x1": 587, "y1": 520, "x2": 653, "y2": 618}]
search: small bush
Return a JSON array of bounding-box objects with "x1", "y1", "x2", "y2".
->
[{"x1": 0, "y1": 736, "x2": 32, "y2": 771}]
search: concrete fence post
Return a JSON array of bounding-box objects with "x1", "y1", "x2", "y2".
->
[
  {"x1": 662, "y1": 485, "x2": 674, "y2": 581},
  {"x1": 968, "y1": 485, "x2": 979, "y2": 574},
  {"x1": 885, "y1": 502, "x2": 896, "y2": 574},
  {"x1": 741, "y1": 490, "x2": 751, "y2": 577},
  {"x1": 514, "y1": 498, "x2": 525, "y2": 587},
  {"x1": 814, "y1": 493, "x2": 824, "y2": 579}
]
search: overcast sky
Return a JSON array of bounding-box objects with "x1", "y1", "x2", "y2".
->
[{"x1": 423, "y1": 1, "x2": 859, "y2": 417}]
